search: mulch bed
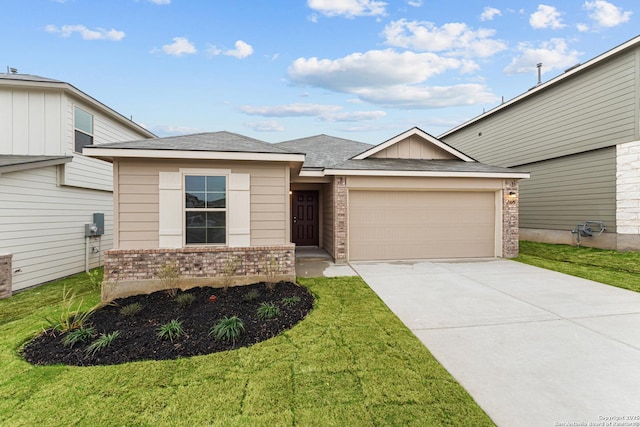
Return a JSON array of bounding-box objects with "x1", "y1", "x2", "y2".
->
[{"x1": 22, "y1": 281, "x2": 314, "y2": 367}]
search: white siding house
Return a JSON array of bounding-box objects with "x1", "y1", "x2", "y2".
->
[{"x1": 0, "y1": 73, "x2": 154, "y2": 295}]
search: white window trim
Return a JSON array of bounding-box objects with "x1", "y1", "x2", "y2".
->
[
  {"x1": 181, "y1": 168, "x2": 230, "y2": 247},
  {"x1": 159, "y1": 169, "x2": 250, "y2": 249}
]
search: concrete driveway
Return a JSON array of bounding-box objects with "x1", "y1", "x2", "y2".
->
[{"x1": 351, "y1": 259, "x2": 640, "y2": 427}]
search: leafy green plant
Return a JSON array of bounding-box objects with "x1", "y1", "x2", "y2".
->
[
  {"x1": 157, "y1": 319, "x2": 185, "y2": 342},
  {"x1": 209, "y1": 316, "x2": 245, "y2": 344},
  {"x1": 85, "y1": 331, "x2": 120, "y2": 357},
  {"x1": 257, "y1": 302, "x2": 280, "y2": 320},
  {"x1": 157, "y1": 262, "x2": 181, "y2": 297},
  {"x1": 174, "y1": 293, "x2": 195, "y2": 308},
  {"x1": 281, "y1": 296, "x2": 301, "y2": 307},
  {"x1": 120, "y1": 302, "x2": 143, "y2": 317},
  {"x1": 242, "y1": 289, "x2": 260, "y2": 302},
  {"x1": 62, "y1": 326, "x2": 96, "y2": 348},
  {"x1": 85, "y1": 269, "x2": 102, "y2": 289},
  {"x1": 221, "y1": 256, "x2": 240, "y2": 293},
  {"x1": 42, "y1": 286, "x2": 94, "y2": 333}
]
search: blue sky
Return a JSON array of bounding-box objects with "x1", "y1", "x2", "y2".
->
[{"x1": 2, "y1": 0, "x2": 638, "y2": 144}]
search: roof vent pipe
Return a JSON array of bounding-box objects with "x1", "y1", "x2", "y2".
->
[{"x1": 536, "y1": 63, "x2": 542, "y2": 86}]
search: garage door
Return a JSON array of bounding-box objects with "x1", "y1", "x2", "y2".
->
[{"x1": 349, "y1": 191, "x2": 496, "y2": 261}]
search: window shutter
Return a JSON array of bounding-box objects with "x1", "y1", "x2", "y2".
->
[
  {"x1": 228, "y1": 173, "x2": 250, "y2": 247},
  {"x1": 158, "y1": 171, "x2": 182, "y2": 248}
]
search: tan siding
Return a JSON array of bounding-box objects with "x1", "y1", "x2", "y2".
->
[
  {"x1": 443, "y1": 49, "x2": 638, "y2": 167},
  {"x1": 517, "y1": 148, "x2": 617, "y2": 231},
  {"x1": 0, "y1": 166, "x2": 113, "y2": 291},
  {"x1": 115, "y1": 159, "x2": 288, "y2": 249},
  {"x1": 349, "y1": 190, "x2": 496, "y2": 260},
  {"x1": 372, "y1": 135, "x2": 458, "y2": 159}
]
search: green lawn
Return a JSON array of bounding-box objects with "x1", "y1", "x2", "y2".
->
[
  {"x1": 0, "y1": 271, "x2": 493, "y2": 426},
  {"x1": 516, "y1": 240, "x2": 640, "y2": 293}
]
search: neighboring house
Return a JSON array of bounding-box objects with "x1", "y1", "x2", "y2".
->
[
  {"x1": 84, "y1": 127, "x2": 528, "y2": 300},
  {"x1": 440, "y1": 34, "x2": 640, "y2": 251},
  {"x1": 0, "y1": 73, "x2": 155, "y2": 297}
]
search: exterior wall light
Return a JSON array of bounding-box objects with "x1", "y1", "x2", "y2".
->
[{"x1": 507, "y1": 191, "x2": 517, "y2": 201}]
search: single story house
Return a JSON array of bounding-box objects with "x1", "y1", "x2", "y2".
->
[
  {"x1": 84, "y1": 127, "x2": 529, "y2": 300},
  {"x1": 440, "y1": 34, "x2": 640, "y2": 251}
]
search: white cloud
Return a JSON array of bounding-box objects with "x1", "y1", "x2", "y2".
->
[
  {"x1": 352, "y1": 84, "x2": 498, "y2": 108},
  {"x1": 161, "y1": 37, "x2": 196, "y2": 56},
  {"x1": 149, "y1": 124, "x2": 202, "y2": 137},
  {"x1": 240, "y1": 103, "x2": 342, "y2": 117},
  {"x1": 224, "y1": 40, "x2": 254, "y2": 59},
  {"x1": 584, "y1": 0, "x2": 632, "y2": 27},
  {"x1": 147, "y1": 0, "x2": 170, "y2": 4},
  {"x1": 529, "y1": 4, "x2": 566, "y2": 29},
  {"x1": 45, "y1": 24, "x2": 125, "y2": 41},
  {"x1": 307, "y1": 0, "x2": 387, "y2": 18},
  {"x1": 504, "y1": 38, "x2": 582, "y2": 74},
  {"x1": 407, "y1": 0, "x2": 423, "y2": 7},
  {"x1": 206, "y1": 40, "x2": 254, "y2": 59},
  {"x1": 239, "y1": 103, "x2": 386, "y2": 122},
  {"x1": 382, "y1": 20, "x2": 507, "y2": 58},
  {"x1": 288, "y1": 49, "x2": 497, "y2": 109},
  {"x1": 576, "y1": 23, "x2": 590, "y2": 31},
  {"x1": 480, "y1": 7, "x2": 501, "y2": 21},
  {"x1": 321, "y1": 110, "x2": 387, "y2": 121},
  {"x1": 245, "y1": 120, "x2": 285, "y2": 132},
  {"x1": 289, "y1": 49, "x2": 467, "y2": 92}
]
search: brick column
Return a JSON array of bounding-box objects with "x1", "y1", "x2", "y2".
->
[
  {"x1": 333, "y1": 176, "x2": 348, "y2": 263},
  {"x1": 0, "y1": 254, "x2": 12, "y2": 299},
  {"x1": 503, "y1": 180, "x2": 519, "y2": 258}
]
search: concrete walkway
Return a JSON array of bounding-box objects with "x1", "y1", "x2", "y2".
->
[{"x1": 351, "y1": 259, "x2": 640, "y2": 427}]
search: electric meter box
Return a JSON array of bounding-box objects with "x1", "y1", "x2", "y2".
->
[{"x1": 93, "y1": 213, "x2": 105, "y2": 235}]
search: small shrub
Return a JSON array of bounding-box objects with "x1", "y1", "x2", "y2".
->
[
  {"x1": 157, "y1": 262, "x2": 181, "y2": 297},
  {"x1": 210, "y1": 316, "x2": 245, "y2": 344},
  {"x1": 221, "y1": 256, "x2": 240, "y2": 292},
  {"x1": 257, "y1": 302, "x2": 280, "y2": 320},
  {"x1": 62, "y1": 326, "x2": 96, "y2": 348},
  {"x1": 281, "y1": 296, "x2": 301, "y2": 307},
  {"x1": 263, "y1": 252, "x2": 282, "y2": 292},
  {"x1": 242, "y1": 289, "x2": 260, "y2": 302},
  {"x1": 157, "y1": 319, "x2": 185, "y2": 342},
  {"x1": 85, "y1": 269, "x2": 102, "y2": 289},
  {"x1": 42, "y1": 286, "x2": 94, "y2": 333},
  {"x1": 175, "y1": 293, "x2": 195, "y2": 308},
  {"x1": 85, "y1": 331, "x2": 120, "y2": 357},
  {"x1": 120, "y1": 302, "x2": 143, "y2": 317}
]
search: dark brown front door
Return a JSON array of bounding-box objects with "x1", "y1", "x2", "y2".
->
[{"x1": 292, "y1": 190, "x2": 319, "y2": 246}]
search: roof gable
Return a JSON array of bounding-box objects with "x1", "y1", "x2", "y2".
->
[{"x1": 353, "y1": 127, "x2": 475, "y2": 162}]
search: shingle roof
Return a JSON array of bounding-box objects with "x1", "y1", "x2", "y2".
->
[
  {"x1": 93, "y1": 131, "x2": 299, "y2": 154},
  {"x1": 329, "y1": 158, "x2": 523, "y2": 174},
  {"x1": 0, "y1": 73, "x2": 64, "y2": 84},
  {"x1": 276, "y1": 135, "x2": 372, "y2": 168}
]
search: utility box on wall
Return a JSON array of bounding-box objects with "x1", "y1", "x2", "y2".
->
[
  {"x1": 93, "y1": 213, "x2": 105, "y2": 235},
  {"x1": 85, "y1": 213, "x2": 105, "y2": 237}
]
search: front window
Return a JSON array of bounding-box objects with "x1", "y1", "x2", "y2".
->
[
  {"x1": 74, "y1": 106, "x2": 94, "y2": 153},
  {"x1": 185, "y1": 175, "x2": 226, "y2": 244}
]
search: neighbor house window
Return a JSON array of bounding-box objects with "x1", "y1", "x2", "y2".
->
[
  {"x1": 74, "y1": 106, "x2": 94, "y2": 153},
  {"x1": 185, "y1": 175, "x2": 226, "y2": 244}
]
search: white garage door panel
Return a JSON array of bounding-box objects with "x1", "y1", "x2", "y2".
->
[{"x1": 349, "y1": 191, "x2": 496, "y2": 260}]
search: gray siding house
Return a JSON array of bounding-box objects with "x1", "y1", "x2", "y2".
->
[{"x1": 440, "y1": 35, "x2": 640, "y2": 251}]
